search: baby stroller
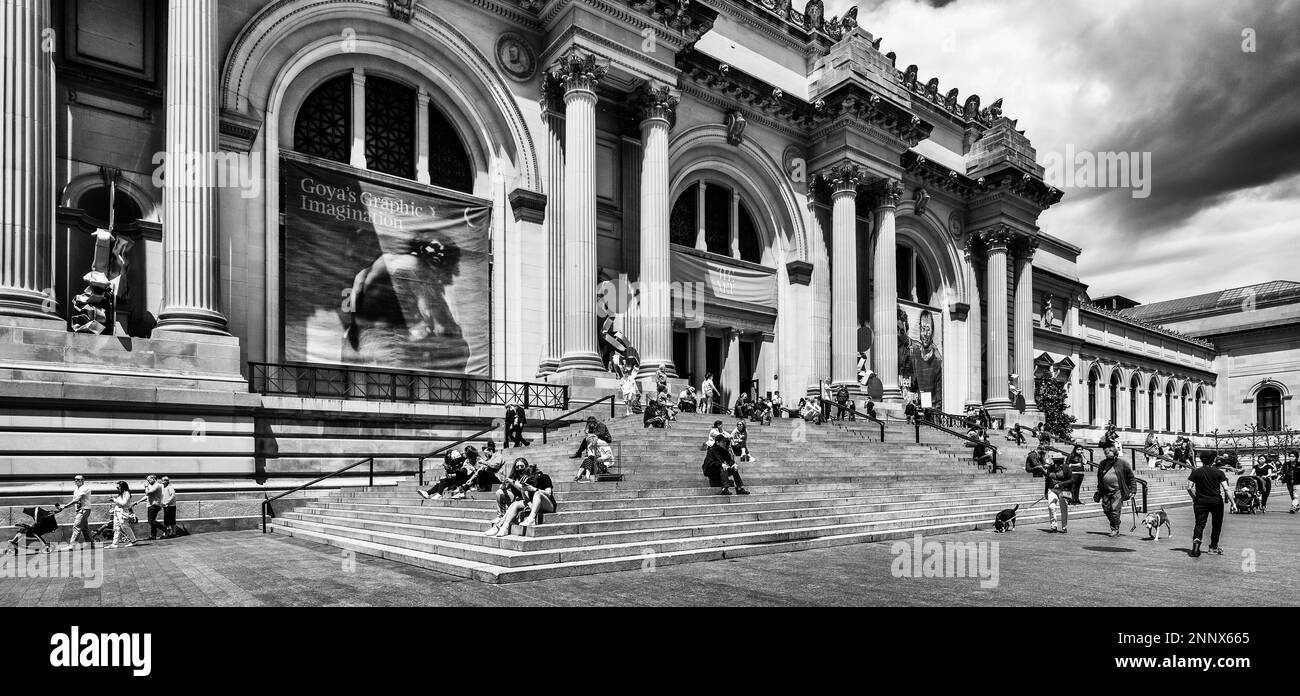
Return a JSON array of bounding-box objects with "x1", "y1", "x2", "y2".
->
[
  {"x1": 1233, "y1": 475, "x2": 1265, "y2": 514},
  {"x1": 4, "y1": 506, "x2": 59, "y2": 555}
]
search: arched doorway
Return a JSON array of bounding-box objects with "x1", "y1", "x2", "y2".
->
[
  {"x1": 1148, "y1": 377, "x2": 1159, "y2": 431},
  {"x1": 1087, "y1": 368, "x2": 1099, "y2": 426},
  {"x1": 1129, "y1": 375, "x2": 1140, "y2": 429},
  {"x1": 1109, "y1": 371, "x2": 1120, "y2": 427}
]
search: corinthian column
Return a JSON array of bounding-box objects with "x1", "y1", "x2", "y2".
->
[
  {"x1": 554, "y1": 49, "x2": 607, "y2": 372},
  {"x1": 538, "y1": 75, "x2": 565, "y2": 375},
  {"x1": 636, "y1": 81, "x2": 678, "y2": 376},
  {"x1": 827, "y1": 164, "x2": 862, "y2": 392},
  {"x1": 871, "y1": 179, "x2": 904, "y2": 402},
  {"x1": 0, "y1": 0, "x2": 60, "y2": 323},
  {"x1": 982, "y1": 226, "x2": 1014, "y2": 410},
  {"x1": 155, "y1": 0, "x2": 228, "y2": 336},
  {"x1": 1013, "y1": 236, "x2": 1040, "y2": 412}
]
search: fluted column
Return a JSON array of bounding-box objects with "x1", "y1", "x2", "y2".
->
[
  {"x1": 0, "y1": 0, "x2": 60, "y2": 323},
  {"x1": 964, "y1": 238, "x2": 984, "y2": 409},
  {"x1": 871, "y1": 179, "x2": 904, "y2": 402},
  {"x1": 155, "y1": 0, "x2": 228, "y2": 335},
  {"x1": 827, "y1": 164, "x2": 862, "y2": 392},
  {"x1": 981, "y1": 226, "x2": 1014, "y2": 409},
  {"x1": 554, "y1": 50, "x2": 607, "y2": 372},
  {"x1": 1013, "y1": 236, "x2": 1039, "y2": 412},
  {"x1": 636, "y1": 82, "x2": 677, "y2": 376},
  {"x1": 538, "y1": 76, "x2": 565, "y2": 375},
  {"x1": 415, "y1": 89, "x2": 431, "y2": 185}
]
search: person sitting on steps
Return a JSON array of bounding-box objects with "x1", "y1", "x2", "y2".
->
[
  {"x1": 492, "y1": 459, "x2": 557, "y2": 537},
  {"x1": 678, "y1": 386, "x2": 698, "y2": 413},
  {"x1": 729, "y1": 419, "x2": 753, "y2": 462},
  {"x1": 974, "y1": 432, "x2": 999, "y2": 473},
  {"x1": 484, "y1": 459, "x2": 532, "y2": 536},
  {"x1": 451, "y1": 441, "x2": 505, "y2": 499},
  {"x1": 419, "y1": 449, "x2": 469, "y2": 499},
  {"x1": 570, "y1": 416, "x2": 613, "y2": 460},
  {"x1": 1024, "y1": 444, "x2": 1050, "y2": 478},
  {"x1": 643, "y1": 396, "x2": 668, "y2": 429},
  {"x1": 702, "y1": 432, "x2": 749, "y2": 495}
]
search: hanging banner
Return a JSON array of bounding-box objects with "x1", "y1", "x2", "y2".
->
[
  {"x1": 281, "y1": 158, "x2": 491, "y2": 375},
  {"x1": 670, "y1": 248, "x2": 777, "y2": 308},
  {"x1": 898, "y1": 303, "x2": 943, "y2": 410}
]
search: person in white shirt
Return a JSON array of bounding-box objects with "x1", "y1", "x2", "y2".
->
[
  {"x1": 159, "y1": 477, "x2": 178, "y2": 537},
  {"x1": 133, "y1": 474, "x2": 167, "y2": 540},
  {"x1": 54, "y1": 475, "x2": 95, "y2": 550},
  {"x1": 108, "y1": 481, "x2": 139, "y2": 548}
]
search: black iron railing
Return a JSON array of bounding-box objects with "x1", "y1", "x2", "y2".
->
[
  {"x1": 261, "y1": 457, "x2": 374, "y2": 533},
  {"x1": 914, "y1": 419, "x2": 998, "y2": 472},
  {"x1": 1046, "y1": 444, "x2": 1096, "y2": 470},
  {"x1": 1124, "y1": 445, "x2": 1190, "y2": 470},
  {"x1": 539, "y1": 395, "x2": 617, "y2": 445},
  {"x1": 248, "y1": 361, "x2": 568, "y2": 410}
]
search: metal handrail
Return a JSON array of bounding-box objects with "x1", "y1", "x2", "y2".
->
[
  {"x1": 1124, "y1": 444, "x2": 1191, "y2": 470},
  {"x1": 1134, "y1": 477, "x2": 1149, "y2": 514},
  {"x1": 914, "y1": 419, "x2": 998, "y2": 472},
  {"x1": 417, "y1": 423, "x2": 503, "y2": 487},
  {"x1": 538, "y1": 395, "x2": 618, "y2": 445},
  {"x1": 248, "y1": 361, "x2": 569, "y2": 410},
  {"x1": 1046, "y1": 444, "x2": 1096, "y2": 469},
  {"x1": 261, "y1": 457, "x2": 374, "y2": 533}
]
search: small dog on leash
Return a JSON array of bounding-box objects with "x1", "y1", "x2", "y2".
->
[
  {"x1": 1141, "y1": 508, "x2": 1172, "y2": 540},
  {"x1": 993, "y1": 504, "x2": 1019, "y2": 533}
]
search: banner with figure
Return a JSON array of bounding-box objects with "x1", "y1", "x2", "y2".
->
[
  {"x1": 281, "y1": 158, "x2": 491, "y2": 375},
  {"x1": 897, "y1": 303, "x2": 943, "y2": 410}
]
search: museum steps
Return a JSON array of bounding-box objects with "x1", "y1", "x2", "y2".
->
[{"x1": 269, "y1": 412, "x2": 1198, "y2": 583}]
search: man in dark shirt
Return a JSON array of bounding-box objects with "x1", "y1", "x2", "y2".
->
[
  {"x1": 1095, "y1": 448, "x2": 1135, "y2": 537},
  {"x1": 1187, "y1": 459, "x2": 1234, "y2": 557},
  {"x1": 504, "y1": 402, "x2": 530, "y2": 448},
  {"x1": 570, "y1": 416, "x2": 613, "y2": 458},
  {"x1": 1024, "y1": 446, "x2": 1049, "y2": 478},
  {"x1": 1045, "y1": 460, "x2": 1073, "y2": 533}
]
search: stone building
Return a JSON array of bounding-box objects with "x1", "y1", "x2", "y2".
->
[{"x1": 1, "y1": 0, "x2": 1294, "y2": 505}]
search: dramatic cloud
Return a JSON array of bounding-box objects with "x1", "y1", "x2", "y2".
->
[{"x1": 814, "y1": 0, "x2": 1300, "y2": 302}]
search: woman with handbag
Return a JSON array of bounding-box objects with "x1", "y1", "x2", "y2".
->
[{"x1": 108, "y1": 480, "x2": 139, "y2": 548}]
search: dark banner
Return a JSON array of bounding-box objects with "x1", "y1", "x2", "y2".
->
[{"x1": 281, "y1": 159, "x2": 491, "y2": 375}]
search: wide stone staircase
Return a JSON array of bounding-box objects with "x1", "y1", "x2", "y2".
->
[{"x1": 269, "y1": 412, "x2": 1197, "y2": 583}]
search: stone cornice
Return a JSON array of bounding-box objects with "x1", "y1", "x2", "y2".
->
[
  {"x1": 813, "y1": 87, "x2": 933, "y2": 149},
  {"x1": 1081, "y1": 304, "x2": 1216, "y2": 351},
  {"x1": 902, "y1": 151, "x2": 979, "y2": 200},
  {"x1": 677, "y1": 79, "x2": 808, "y2": 142},
  {"x1": 540, "y1": 24, "x2": 682, "y2": 89},
  {"x1": 677, "y1": 51, "x2": 817, "y2": 132},
  {"x1": 541, "y1": 0, "x2": 715, "y2": 44}
]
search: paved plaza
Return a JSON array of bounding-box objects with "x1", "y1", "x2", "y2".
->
[{"x1": 4, "y1": 503, "x2": 1295, "y2": 607}]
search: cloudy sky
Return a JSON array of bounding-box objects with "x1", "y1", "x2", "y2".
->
[{"x1": 814, "y1": 0, "x2": 1300, "y2": 303}]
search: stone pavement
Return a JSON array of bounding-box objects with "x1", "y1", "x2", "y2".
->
[{"x1": 2, "y1": 503, "x2": 1296, "y2": 607}]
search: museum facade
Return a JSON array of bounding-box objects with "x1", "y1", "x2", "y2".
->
[{"x1": 1, "y1": 0, "x2": 1296, "y2": 492}]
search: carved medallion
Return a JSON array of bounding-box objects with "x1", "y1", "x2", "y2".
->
[
  {"x1": 495, "y1": 32, "x2": 537, "y2": 82},
  {"x1": 948, "y1": 211, "x2": 963, "y2": 239}
]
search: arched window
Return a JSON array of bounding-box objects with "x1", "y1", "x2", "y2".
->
[
  {"x1": 1180, "y1": 385, "x2": 1190, "y2": 433},
  {"x1": 1195, "y1": 387, "x2": 1204, "y2": 434},
  {"x1": 669, "y1": 183, "x2": 763, "y2": 263},
  {"x1": 1148, "y1": 378, "x2": 1158, "y2": 431},
  {"x1": 1170, "y1": 385, "x2": 1180, "y2": 431},
  {"x1": 1109, "y1": 371, "x2": 1120, "y2": 427},
  {"x1": 1257, "y1": 387, "x2": 1282, "y2": 431},
  {"x1": 294, "y1": 74, "x2": 351, "y2": 164},
  {"x1": 293, "y1": 73, "x2": 472, "y2": 192},
  {"x1": 896, "y1": 245, "x2": 933, "y2": 306},
  {"x1": 1087, "y1": 369, "x2": 1099, "y2": 426},
  {"x1": 1129, "y1": 375, "x2": 1140, "y2": 429}
]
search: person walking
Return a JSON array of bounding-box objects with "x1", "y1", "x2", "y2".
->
[
  {"x1": 504, "y1": 402, "x2": 530, "y2": 448},
  {"x1": 54, "y1": 475, "x2": 95, "y2": 550},
  {"x1": 1066, "y1": 444, "x2": 1087, "y2": 505},
  {"x1": 1095, "y1": 447, "x2": 1135, "y2": 538},
  {"x1": 1186, "y1": 456, "x2": 1234, "y2": 557},
  {"x1": 108, "y1": 481, "x2": 139, "y2": 549},
  {"x1": 1045, "y1": 459, "x2": 1073, "y2": 534},
  {"x1": 1282, "y1": 450, "x2": 1300, "y2": 514},
  {"x1": 133, "y1": 475, "x2": 167, "y2": 540},
  {"x1": 700, "y1": 372, "x2": 718, "y2": 414},
  {"x1": 1252, "y1": 456, "x2": 1277, "y2": 512}
]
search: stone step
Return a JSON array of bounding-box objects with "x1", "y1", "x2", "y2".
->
[{"x1": 270, "y1": 495, "x2": 1194, "y2": 582}]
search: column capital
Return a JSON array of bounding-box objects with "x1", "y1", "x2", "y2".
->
[
  {"x1": 978, "y1": 225, "x2": 1015, "y2": 253},
  {"x1": 817, "y1": 162, "x2": 864, "y2": 197},
  {"x1": 551, "y1": 48, "x2": 609, "y2": 96},
  {"x1": 1015, "y1": 235, "x2": 1041, "y2": 260},
  {"x1": 632, "y1": 80, "x2": 679, "y2": 130},
  {"x1": 540, "y1": 72, "x2": 566, "y2": 116},
  {"x1": 872, "y1": 178, "x2": 905, "y2": 208}
]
